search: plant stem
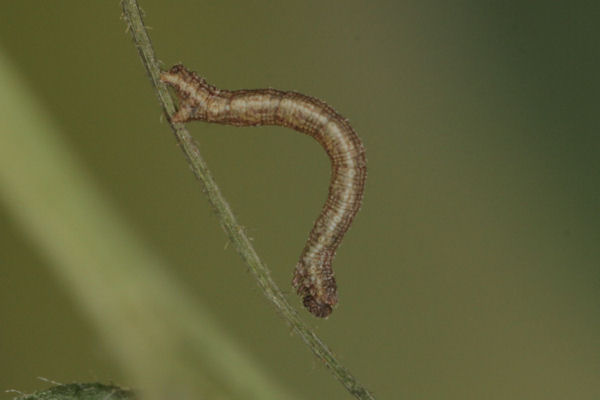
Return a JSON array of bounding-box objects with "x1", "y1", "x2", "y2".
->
[{"x1": 120, "y1": 1, "x2": 376, "y2": 398}]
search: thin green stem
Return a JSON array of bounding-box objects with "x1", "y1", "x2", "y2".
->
[{"x1": 120, "y1": 1, "x2": 376, "y2": 399}]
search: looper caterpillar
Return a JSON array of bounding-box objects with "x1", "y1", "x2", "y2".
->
[{"x1": 160, "y1": 65, "x2": 367, "y2": 317}]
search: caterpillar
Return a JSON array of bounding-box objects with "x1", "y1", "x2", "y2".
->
[{"x1": 160, "y1": 64, "x2": 367, "y2": 317}]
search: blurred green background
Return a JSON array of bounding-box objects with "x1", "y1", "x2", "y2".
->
[{"x1": 1, "y1": 1, "x2": 599, "y2": 399}]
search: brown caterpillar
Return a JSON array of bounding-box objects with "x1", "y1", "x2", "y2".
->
[{"x1": 160, "y1": 64, "x2": 366, "y2": 317}]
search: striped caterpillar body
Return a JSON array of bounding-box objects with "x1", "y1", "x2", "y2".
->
[{"x1": 160, "y1": 64, "x2": 367, "y2": 317}]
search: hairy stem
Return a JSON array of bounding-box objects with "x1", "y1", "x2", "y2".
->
[{"x1": 120, "y1": 1, "x2": 375, "y2": 398}]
